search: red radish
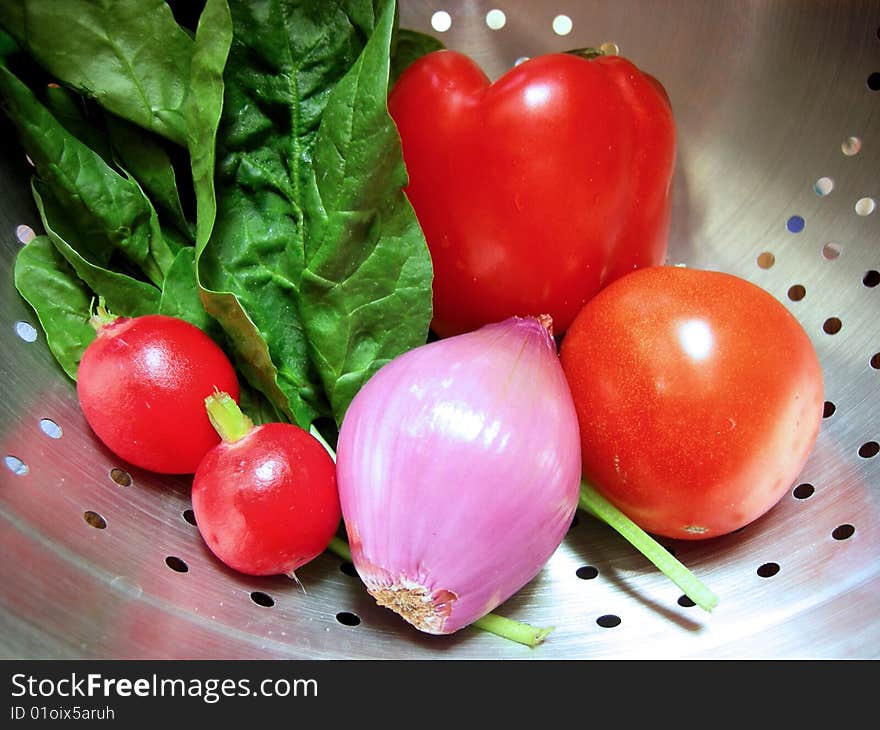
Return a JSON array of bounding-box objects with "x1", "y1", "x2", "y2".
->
[
  {"x1": 192, "y1": 392, "x2": 341, "y2": 577},
  {"x1": 76, "y1": 310, "x2": 240, "y2": 474}
]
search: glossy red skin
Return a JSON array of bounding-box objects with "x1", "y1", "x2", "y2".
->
[
  {"x1": 191, "y1": 423, "x2": 341, "y2": 576},
  {"x1": 388, "y1": 50, "x2": 676, "y2": 338},
  {"x1": 76, "y1": 315, "x2": 240, "y2": 474},
  {"x1": 560, "y1": 266, "x2": 825, "y2": 540}
]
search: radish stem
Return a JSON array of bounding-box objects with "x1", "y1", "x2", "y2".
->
[
  {"x1": 88, "y1": 297, "x2": 117, "y2": 331},
  {"x1": 327, "y1": 535, "x2": 352, "y2": 562},
  {"x1": 578, "y1": 479, "x2": 719, "y2": 612},
  {"x1": 325, "y1": 535, "x2": 553, "y2": 647},
  {"x1": 309, "y1": 424, "x2": 337, "y2": 461},
  {"x1": 205, "y1": 391, "x2": 253, "y2": 442}
]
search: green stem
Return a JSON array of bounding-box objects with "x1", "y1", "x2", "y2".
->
[
  {"x1": 88, "y1": 297, "x2": 118, "y2": 331},
  {"x1": 472, "y1": 614, "x2": 554, "y2": 648},
  {"x1": 309, "y1": 424, "x2": 337, "y2": 462},
  {"x1": 579, "y1": 479, "x2": 718, "y2": 612},
  {"x1": 326, "y1": 535, "x2": 351, "y2": 562},
  {"x1": 205, "y1": 390, "x2": 253, "y2": 442},
  {"x1": 325, "y1": 535, "x2": 553, "y2": 648},
  {"x1": 565, "y1": 46, "x2": 606, "y2": 61}
]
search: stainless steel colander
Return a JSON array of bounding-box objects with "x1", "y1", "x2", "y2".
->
[{"x1": 1, "y1": 1, "x2": 878, "y2": 659}]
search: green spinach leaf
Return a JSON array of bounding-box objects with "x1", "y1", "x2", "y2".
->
[
  {"x1": 390, "y1": 27, "x2": 445, "y2": 83},
  {"x1": 13, "y1": 235, "x2": 95, "y2": 380},
  {"x1": 42, "y1": 85, "x2": 193, "y2": 242},
  {"x1": 201, "y1": 0, "x2": 431, "y2": 429},
  {"x1": 106, "y1": 115, "x2": 193, "y2": 239},
  {"x1": 5, "y1": 0, "x2": 434, "y2": 432},
  {"x1": 43, "y1": 85, "x2": 114, "y2": 165},
  {"x1": 0, "y1": 0, "x2": 193, "y2": 145},
  {"x1": 127, "y1": 171, "x2": 180, "y2": 284},
  {"x1": 159, "y1": 247, "x2": 217, "y2": 336},
  {"x1": 32, "y1": 181, "x2": 161, "y2": 318},
  {"x1": 300, "y1": 0, "x2": 433, "y2": 423},
  {"x1": 198, "y1": 0, "x2": 384, "y2": 427},
  {"x1": 186, "y1": 0, "x2": 294, "y2": 420},
  {"x1": 0, "y1": 64, "x2": 161, "y2": 283},
  {"x1": 238, "y1": 382, "x2": 287, "y2": 427},
  {"x1": 0, "y1": 26, "x2": 16, "y2": 58}
]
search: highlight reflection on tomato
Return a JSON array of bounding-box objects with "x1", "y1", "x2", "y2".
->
[{"x1": 560, "y1": 266, "x2": 825, "y2": 540}]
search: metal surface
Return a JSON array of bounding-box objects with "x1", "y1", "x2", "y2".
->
[{"x1": 1, "y1": 1, "x2": 878, "y2": 659}]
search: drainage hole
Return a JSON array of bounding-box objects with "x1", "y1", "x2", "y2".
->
[
  {"x1": 813, "y1": 177, "x2": 834, "y2": 196},
  {"x1": 757, "y1": 251, "x2": 775, "y2": 269},
  {"x1": 430, "y1": 10, "x2": 451, "y2": 33},
  {"x1": 823, "y1": 317, "x2": 842, "y2": 335},
  {"x1": 787, "y1": 284, "x2": 806, "y2": 301},
  {"x1": 863, "y1": 270, "x2": 880, "y2": 288},
  {"x1": 677, "y1": 595, "x2": 696, "y2": 608},
  {"x1": 858, "y1": 441, "x2": 879, "y2": 459},
  {"x1": 182, "y1": 509, "x2": 197, "y2": 526},
  {"x1": 596, "y1": 614, "x2": 621, "y2": 628},
  {"x1": 822, "y1": 242, "x2": 841, "y2": 260},
  {"x1": 867, "y1": 71, "x2": 880, "y2": 91},
  {"x1": 757, "y1": 562, "x2": 780, "y2": 578},
  {"x1": 109, "y1": 467, "x2": 132, "y2": 487},
  {"x1": 83, "y1": 510, "x2": 107, "y2": 529},
  {"x1": 339, "y1": 561, "x2": 358, "y2": 577},
  {"x1": 871, "y1": 353, "x2": 880, "y2": 369},
  {"x1": 485, "y1": 8, "x2": 506, "y2": 30},
  {"x1": 841, "y1": 136, "x2": 861, "y2": 156},
  {"x1": 165, "y1": 556, "x2": 189, "y2": 573},
  {"x1": 4, "y1": 455, "x2": 28, "y2": 475},
  {"x1": 832, "y1": 524, "x2": 855, "y2": 541},
  {"x1": 786, "y1": 215, "x2": 805, "y2": 233},
  {"x1": 39, "y1": 418, "x2": 62, "y2": 439},
  {"x1": 15, "y1": 224, "x2": 36, "y2": 244},
  {"x1": 336, "y1": 611, "x2": 361, "y2": 626},
  {"x1": 823, "y1": 401, "x2": 836, "y2": 418},
  {"x1": 793, "y1": 483, "x2": 815, "y2": 500},
  {"x1": 576, "y1": 565, "x2": 599, "y2": 580},
  {"x1": 14, "y1": 321, "x2": 38, "y2": 342},
  {"x1": 552, "y1": 14, "x2": 573, "y2": 36},
  {"x1": 250, "y1": 591, "x2": 274, "y2": 607},
  {"x1": 855, "y1": 197, "x2": 876, "y2": 216}
]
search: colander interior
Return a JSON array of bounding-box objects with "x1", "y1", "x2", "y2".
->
[{"x1": 1, "y1": 1, "x2": 878, "y2": 659}]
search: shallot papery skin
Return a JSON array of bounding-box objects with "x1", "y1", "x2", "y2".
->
[{"x1": 336, "y1": 316, "x2": 581, "y2": 635}]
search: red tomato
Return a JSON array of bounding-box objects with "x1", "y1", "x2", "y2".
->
[
  {"x1": 388, "y1": 50, "x2": 675, "y2": 337},
  {"x1": 192, "y1": 418, "x2": 340, "y2": 577},
  {"x1": 76, "y1": 314, "x2": 240, "y2": 474},
  {"x1": 560, "y1": 266, "x2": 824, "y2": 540}
]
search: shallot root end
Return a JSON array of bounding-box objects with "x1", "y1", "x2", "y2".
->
[
  {"x1": 536, "y1": 313, "x2": 554, "y2": 337},
  {"x1": 368, "y1": 581, "x2": 457, "y2": 635}
]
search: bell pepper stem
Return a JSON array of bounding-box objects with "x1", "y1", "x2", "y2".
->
[
  {"x1": 325, "y1": 535, "x2": 553, "y2": 648},
  {"x1": 578, "y1": 479, "x2": 719, "y2": 612},
  {"x1": 565, "y1": 46, "x2": 606, "y2": 61}
]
